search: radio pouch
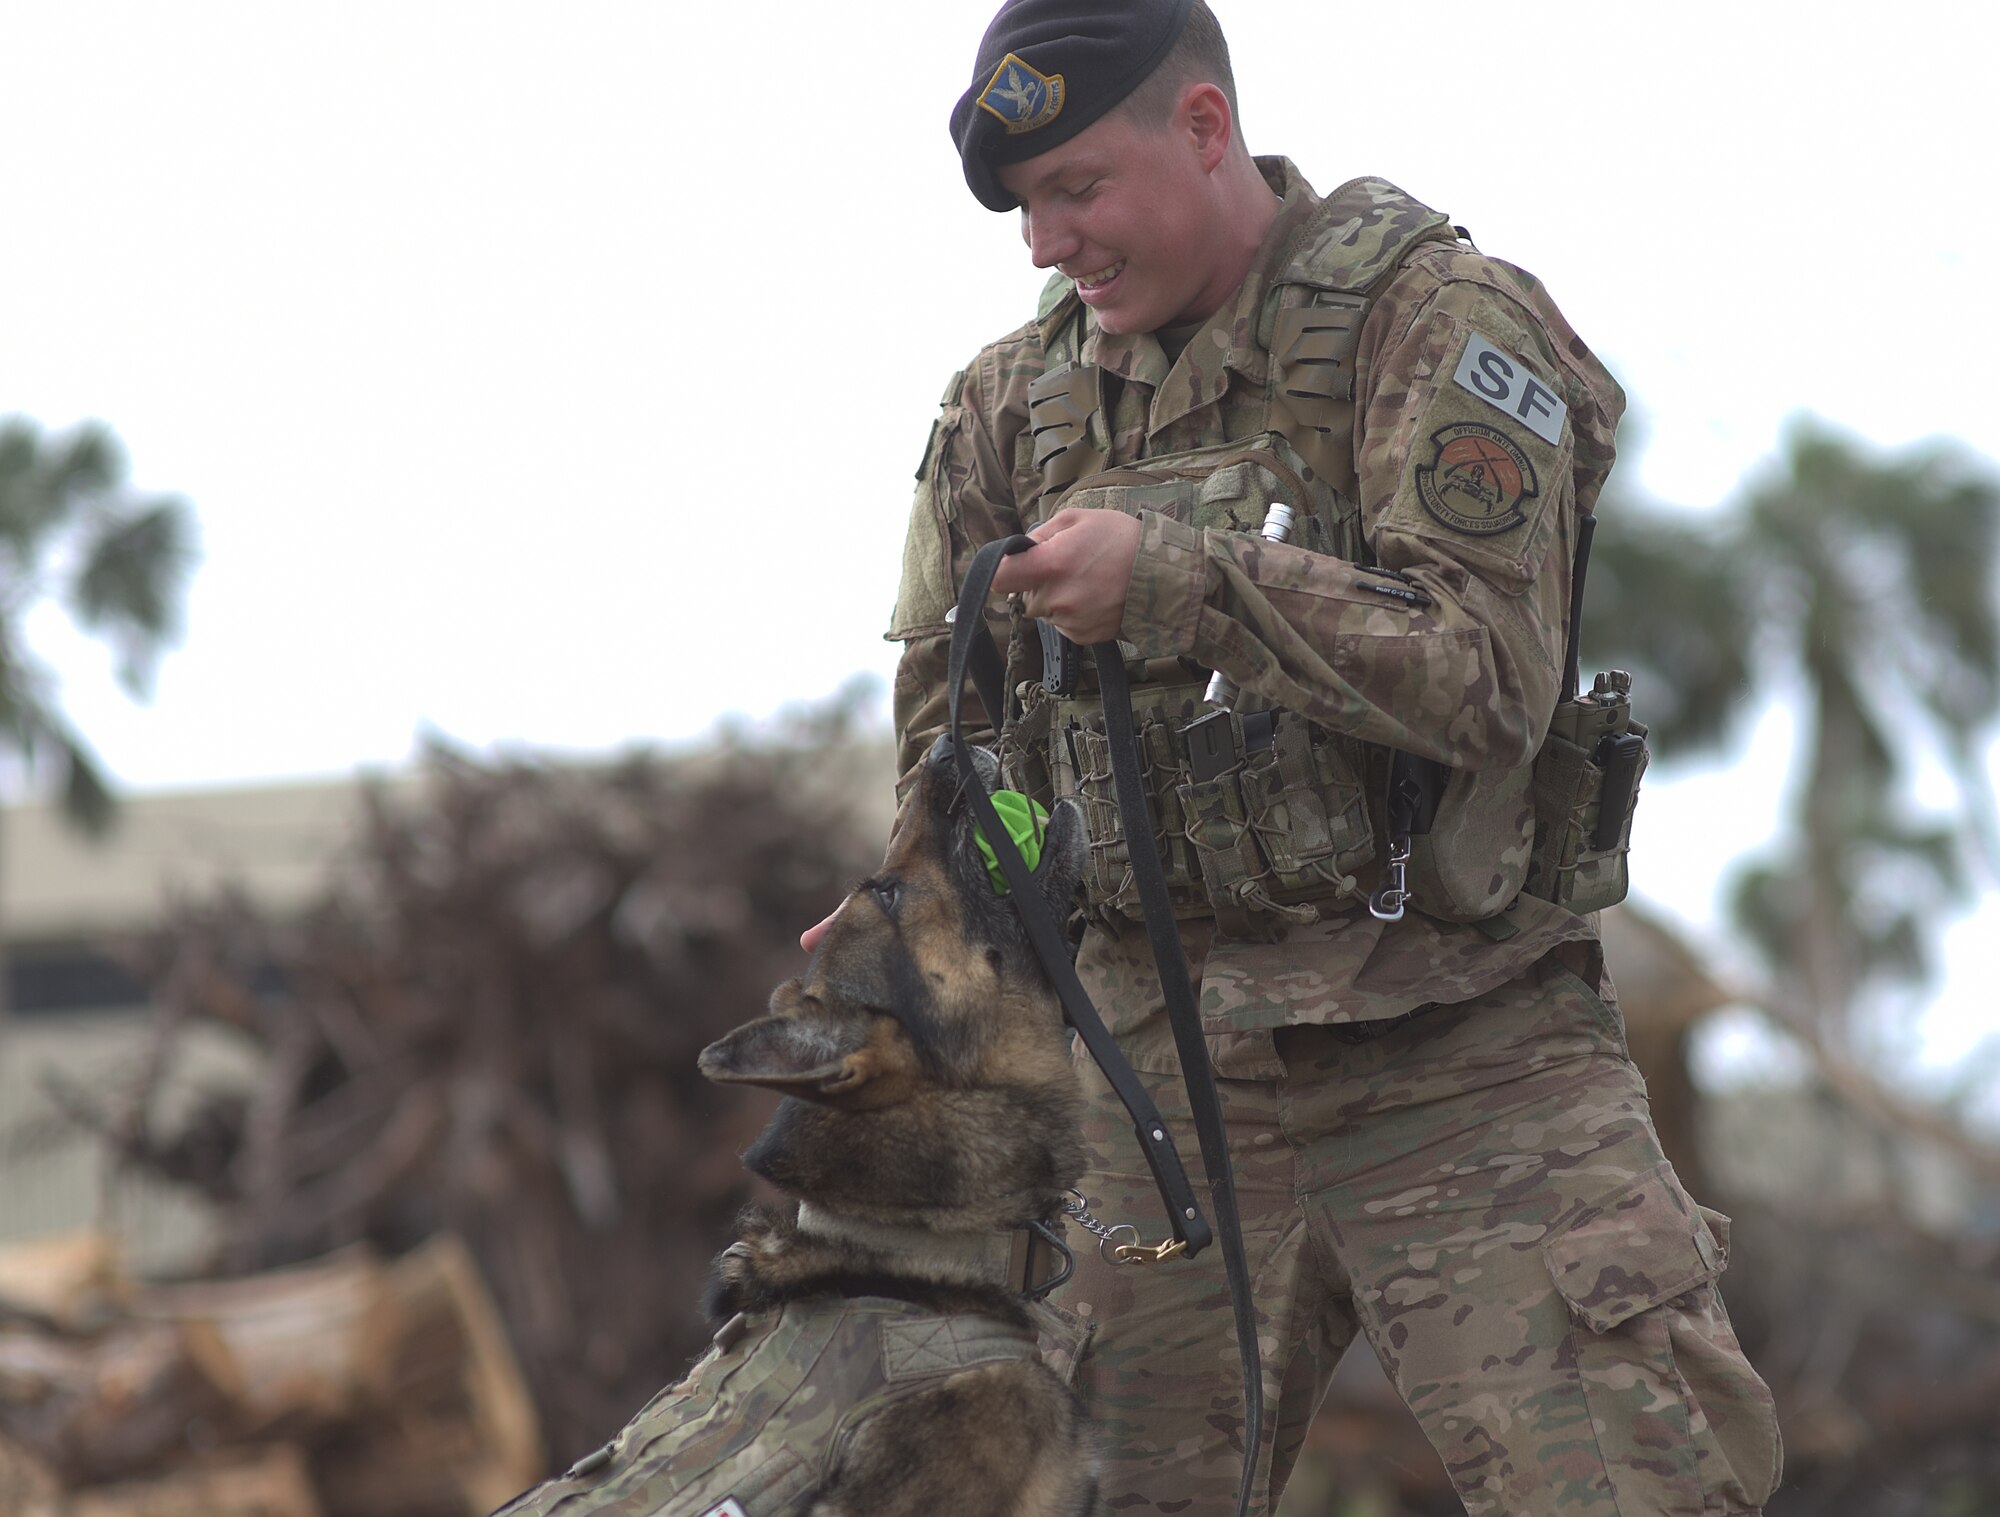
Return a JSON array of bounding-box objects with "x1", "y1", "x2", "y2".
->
[
  {"x1": 1522, "y1": 672, "x2": 1649, "y2": 914},
  {"x1": 1519, "y1": 510, "x2": 1649, "y2": 914}
]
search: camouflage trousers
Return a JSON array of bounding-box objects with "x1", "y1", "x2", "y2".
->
[{"x1": 1052, "y1": 949, "x2": 1783, "y2": 1517}]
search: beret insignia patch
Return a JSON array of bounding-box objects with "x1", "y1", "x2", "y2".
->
[
  {"x1": 1416, "y1": 422, "x2": 1539, "y2": 536},
  {"x1": 978, "y1": 52, "x2": 1065, "y2": 136}
]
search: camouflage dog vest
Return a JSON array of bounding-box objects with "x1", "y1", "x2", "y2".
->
[{"x1": 492, "y1": 1298, "x2": 1042, "y2": 1517}]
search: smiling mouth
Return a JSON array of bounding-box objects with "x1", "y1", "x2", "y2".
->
[{"x1": 1072, "y1": 259, "x2": 1126, "y2": 291}]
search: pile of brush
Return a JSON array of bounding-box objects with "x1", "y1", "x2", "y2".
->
[{"x1": 15, "y1": 706, "x2": 889, "y2": 1502}]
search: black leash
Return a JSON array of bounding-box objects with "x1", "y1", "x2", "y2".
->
[
  {"x1": 945, "y1": 536, "x2": 1262, "y2": 1517},
  {"x1": 946, "y1": 540, "x2": 1210, "y2": 1258},
  {"x1": 1092, "y1": 643, "x2": 1264, "y2": 1517}
]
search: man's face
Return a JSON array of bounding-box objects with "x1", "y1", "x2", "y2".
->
[{"x1": 996, "y1": 105, "x2": 1232, "y2": 337}]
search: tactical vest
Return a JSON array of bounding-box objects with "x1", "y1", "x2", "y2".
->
[
  {"x1": 492, "y1": 1297, "x2": 1043, "y2": 1517},
  {"x1": 999, "y1": 179, "x2": 1635, "y2": 935},
  {"x1": 1003, "y1": 181, "x2": 1449, "y2": 934}
]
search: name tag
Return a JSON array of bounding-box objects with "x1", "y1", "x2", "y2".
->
[
  {"x1": 1451, "y1": 332, "x2": 1567, "y2": 446},
  {"x1": 699, "y1": 1502, "x2": 749, "y2": 1517}
]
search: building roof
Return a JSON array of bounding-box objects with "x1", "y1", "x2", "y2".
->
[{"x1": 1, "y1": 772, "x2": 407, "y2": 944}]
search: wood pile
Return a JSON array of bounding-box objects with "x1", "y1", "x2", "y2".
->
[
  {"x1": 44, "y1": 711, "x2": 887, "y2": 1484},
  {"x1": 0, "y1": 1232, "x2": 534, "y2": 1515}
]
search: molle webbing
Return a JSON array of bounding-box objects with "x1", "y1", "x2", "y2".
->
[
  {"x1": 879, "y1": 1313, "x2": 1041, "y2": 1382},
  {"x1": 1266, "y1": 291, "x2": 1368, "y2": 498},
  {"x1": 1014, "y1": 178, "x2": 1466, "y2": 935},
  {"x1": 1027, "y1": 362, "x2": 1106, "y2": 493},
  {"x1": 1028, "y1": 176, "x2": 1455, "y2": 507},
  {"x1": 1050, "y1": 681, "x2": 1377, "y2": 932}
]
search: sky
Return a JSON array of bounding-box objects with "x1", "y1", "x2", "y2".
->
[{"x1": 3, "y1": 3, "x2": 1996, "y2": 1093}]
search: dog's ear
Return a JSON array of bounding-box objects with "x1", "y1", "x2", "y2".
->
[
  {"x1": 698, "y1": 1014, "x2": 882, "y2": 1100},
  {"x1": 1032, "y1": 796, "x2": 1086, "y2": 922}
]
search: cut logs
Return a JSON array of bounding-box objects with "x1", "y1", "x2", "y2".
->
[{"x1": 0, "y1": 1232, "x2": 537, "y2": 1516}]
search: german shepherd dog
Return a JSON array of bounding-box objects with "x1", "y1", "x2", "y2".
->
[{"x1": 492, "y1": 742, "x2": 1096, "y2": 1517}]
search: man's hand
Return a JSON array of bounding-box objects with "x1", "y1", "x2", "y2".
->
[
  {"x1": 988, "y1": 508, "x2": 1140, "y2": 646},
  {"x1": 806, "y1": 511, "x2": 1136, "y2": 962}
]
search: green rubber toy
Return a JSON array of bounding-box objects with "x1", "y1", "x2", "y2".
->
[{"x1": 974, "y1": 791, "x2": 1048, "y2": 895}]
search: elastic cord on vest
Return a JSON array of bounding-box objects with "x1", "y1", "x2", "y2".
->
[{"x1": 945, "y1": 536, "x2": 1262, "y2": 1517}]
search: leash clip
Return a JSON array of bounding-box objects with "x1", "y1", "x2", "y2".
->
[
  {"x1": 1065, "y1": 1190, "x2": 1191, "y2": 1267},
  {"x1": 1368, "y1": 833, "x2": 1412, "y2": 922},
  {"x1": 1112, "y1": 1236, "x2": 1190, "y2": 1266}
]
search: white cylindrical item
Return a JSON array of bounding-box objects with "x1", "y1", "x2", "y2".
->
[{"x1": 1204, "y1": 502, "x2": 1296, "y2": 709}]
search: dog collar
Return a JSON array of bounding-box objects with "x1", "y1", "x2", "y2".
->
[{"x1": 794, "y1": 1203, "x2": 1072, "y2": 1297}]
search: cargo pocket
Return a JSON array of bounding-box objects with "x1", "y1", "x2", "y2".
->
[
  {"x1": 1675, "y1": 1207, "x2": 1784, "y2": 1512},
  {"x1": 1544, "y1": 1170, "x2": 1780, "y2": 1515}
]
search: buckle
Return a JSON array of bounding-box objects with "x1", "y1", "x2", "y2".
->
[{"x1": 1011, "y1": 1219, "x2": 1076, "y2": 1299}]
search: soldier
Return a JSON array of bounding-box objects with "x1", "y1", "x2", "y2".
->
[{"x1": 810, "y1": 1, "x2": 1783, "y2": 1512}]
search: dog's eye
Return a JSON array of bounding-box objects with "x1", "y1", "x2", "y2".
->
[{"x1": 872, "y1": 879, "x2": 901, "y2": 915}]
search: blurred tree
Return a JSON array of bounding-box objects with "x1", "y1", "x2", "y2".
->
[
  {"x1": 0, "y1": 417, "x2": 194, "y2": 829},
  {"x1": 1579, "y1": 425, "x2": 2000, "y2": 1514},
  {"x1": 1583, "y1": 418, "x2": 2000, "y2": 1039},
  {"x1": 0, "y1": 416, "x2": 196, "y2": 1012}
]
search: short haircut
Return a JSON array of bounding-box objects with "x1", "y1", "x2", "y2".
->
[{"x1": 1114, "y1": 2, "x2": 1238, "y2": 130}]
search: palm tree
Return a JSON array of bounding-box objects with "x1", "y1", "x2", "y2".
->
[
  {"x1": 0, "y1": 415, "x2": 196, "y2": 1012},
  {"x1": 1582, "y1": 417, "x2": 2000, "y2": 1039}
]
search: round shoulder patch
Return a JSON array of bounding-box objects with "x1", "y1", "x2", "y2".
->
[{"x1": 1415, "y1": 422, "x2": 1539, "y2": 536}]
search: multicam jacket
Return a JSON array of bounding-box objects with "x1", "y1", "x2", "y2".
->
[{"x1": 886, "y1": 159, "x2": 1626, "y2": 1064}]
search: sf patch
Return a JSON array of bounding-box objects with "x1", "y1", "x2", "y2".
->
[
  {"x1": 978, "y1": 52, "x2": 1065, "y2": 135},
  {"x1": 1416, "y1": 422, "x2": 1539, "y2": 536},
  {"x1": 1452, "y1": 331, "x2": 1568, "y2": 445}
]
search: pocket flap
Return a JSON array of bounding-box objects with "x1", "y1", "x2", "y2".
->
[
  {"x1": 1694, "y1": 1204, "x2": 1732, "y2": 1270},
  {"x1": 1027, "y1": 1299, "x2": 1098, "y2": 1389},
  {"x1": 1543, "y1": 1169, "x2": 1722, "y2": 1333}
]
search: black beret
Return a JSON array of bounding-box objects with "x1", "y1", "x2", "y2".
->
[{"x1": 950, "y1": 0, "x2": 1195, "y2": 212}]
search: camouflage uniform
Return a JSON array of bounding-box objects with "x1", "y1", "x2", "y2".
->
[
  {"x1": 886, "y1": 161, "x2": 1782, "y2": 1514},
  {"x1": 491, "y1": 1296, "x2": 1053, "y2": 1515}
]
